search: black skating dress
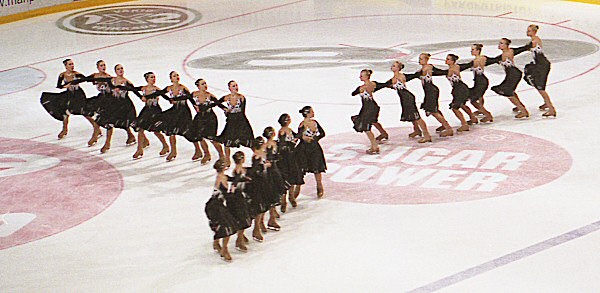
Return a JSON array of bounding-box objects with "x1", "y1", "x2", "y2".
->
[
  {"x1": 350, "y1": 82, "x2": 389, "y2": 132},
  {"x1": 490, "y1": 44, "x2": 532, "y2": 97},
  {"x1": 217, "y1": 97, "x2": 254, "y2": 148},
  {"x1": 226, "y1": 170, "x2": 253, "y2": 229},
  {"x1": 265, "y1": 145, "x2": 290, "y2": 207},
  {"x1": 446, "y1": 72, "x2": 470, "y2": 110},
  {"x1": 185, "y1": 94, "x2": 224, "y2": 142},
  {"x1": 418, "y1": 68, "x2": 447, "y2": 116},
  {"x1": 245, "y1": 155, "x2": 271, "y2": 216},
  {"x1": 40, "y1": 72, "x2": 88, "y2": 121},
  {"x1": 468, "y1": 64, "x2": 489, "y2": 102},
  {"x1": 389, "y1": 73, "x2": 421, "y2": 121},
  {"x1": 296, "y1": 121, "x2": 327, "y2": 174},
  {"x1": 128, "y1": 87, "x2": 166, "y2": 132},
  {"x1": 277, "y1": 131, "x2": 305, "y2": 185},
  {"x1": 205, "y1": 183, "x2": 240, "y2": 240},
  {"x1": 153, "y1": 88, "x2": 193, "y2": 136},
  {"x1": 93, "y1": 78, "x2": 137, "y2": 130},
  {"x1": 83, "y1": 75, "x2": 111, "y2": 118},
  {"x1": 524, "y1": 44, "x2": 551, "y2": 90}
]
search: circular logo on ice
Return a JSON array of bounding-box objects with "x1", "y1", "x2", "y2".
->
[
  {"x1": 57, "y1": 5, "x2": 201, "y2": 35},
  {"x1": 0, "y1": 137, "x2": 123, "y2": 250},
  {"x1": 313, "y1": 128, "x2": 571, "y2": 205}
]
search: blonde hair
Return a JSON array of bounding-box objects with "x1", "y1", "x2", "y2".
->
[
  {"x1": 529, "y1": 24, "x2": 539, "y2": 32},
  {"x1": 360, "y1": 69, "x2": 373, "y2": 78}
]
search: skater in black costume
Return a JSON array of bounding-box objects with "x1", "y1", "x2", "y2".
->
[
  {"x1": 122, "y1": 72, "x2": 170, "y2": 160},
  {"x1": 296, "y1": 106, "x2": 327, "y2": 198},
  {"x1": 153, "y1": 71, "x2": 202, "y2": 162},
  {"x1": 277, "y1": 113, "x2": 305, "y2": 212},
  {"x1": 464, "y1": 44, "x2": 494, "y2": 123},
  {"x1": 413, "y1": 53, "x2": 454, "y2": 137},
  {"x1": 184, "y1": 78, "x2": 226, "y2": 165},
  {"x1": 351, "y1": 69, "x2": 390, "y2": 154},
  {"x1": 217, "y1": 80, "x2": 255, "y2": 166},
  {"x1": 205, "y1": 159, "x2": 239, "y2": 262},
  {"x1": 245, "y1": 137, "x2": 271, "y2": 242},
  {"x1": 92, "y1": 63, "x2": 137, "y2": 153},
  {"x1": 40, "y1": 59, "x2": 101, "y2": 143},
  {"x1": 386, "y1": 61, "x2": 432, "y2": 143},
  {"x1": 488, "y1": 38, "x2": 532, "y2": 119},
  {"x1": 434, "y1": 54, "x2": 477, "y2": 133},
  {"x1": 263, "y1": 126, "x2": 291, "y2": 230},
  {"x1": 227, "y1": 151, "x2": 253, "y2": 253},
  {"x1": 524, "y1": 24, "x2": 557, "y2": 117},
  {"x1": 81, "y1": 60, "x2": 110, "y2": 147}
]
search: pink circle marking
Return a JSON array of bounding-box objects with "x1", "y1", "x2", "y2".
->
[
  {"x1": 0, "y1": 137, "x2": 123, "y2": 250},
  {"x1": 303, "y1": 128, "x2": 571, "y2": 205}
]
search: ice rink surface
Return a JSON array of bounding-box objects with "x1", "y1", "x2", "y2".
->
[{"x1": 1, "y1": 0, "x2": 600, "y2": 292}]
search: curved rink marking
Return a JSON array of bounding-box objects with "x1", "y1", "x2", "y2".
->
[
  {"x1": 182, "y1": 13, "x2": 600, "y2": 105},
  {"x1": 0, "y1": 137, "x2": 123, "y2": 250}
]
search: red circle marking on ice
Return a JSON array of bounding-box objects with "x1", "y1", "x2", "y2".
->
[
  {"x1": 0, "y1": 137, "x2": 123, "y2": 250},
  {"x1": 303, "y1": 128, "x2": 571, "y2": 205}
]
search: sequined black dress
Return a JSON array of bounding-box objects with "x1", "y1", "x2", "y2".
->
[
  {"x1": 226, "y1": 171, "x2": 253, "y2": 229},
  {"x1": 153, "y1": 88, "x2": 193, "y2": 136},
  {"x1": 389, "y1": 73, "x2": 421, "y2": 121},
  {"x1": 490, "y1": 44, "x2": 532, "y2": 97},
  {"x1": 245, "y1": 156, "x2": 271, "y2": 216},
  {"x1": 185, "y1": 95, "x2": 223, "y2": 142},
  {"x1": 277, "y1": 131, "x2": 305, "y2": 185},
  {"x1": 129, "y1": 87, "x2": 165, "y2": 132},
  {"x1": 350, "y1": 82, "x2": 388, "y2": 132},
  {"x1": 205, "y1": 183, "x2": 240, "y2": 240},
  {"x1": 296, "y1": 121, "x2": 327, "y2": 174},
  {"x1": 524, "y1": 44, "x2": 551, "y2": 90},
  {"x1": 217, "y1": 97, "x2": 254, "y2": 148},
  {"x1": 40, "y1": 73, "x2": 88, "y2": 121},
  {"x1": 94, "y1": 79, "x2": 137, "y2": 130}
]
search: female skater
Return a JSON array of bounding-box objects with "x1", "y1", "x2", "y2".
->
[
  {"x1": 263, "y1": 126, "x2": 290, "y2": 230},
  {"x1": 439, "y1": 53, "x2": 476, "y2": 132},
  {"x1": 489, "y1": 38, "x2": 532, "y2": 119},
  {"x1": 414, "y1": 53, "x2": 454, "y2": 137},
  {"x1": 82, "y1": 60, "x2": 111, "y2": 146},
  {"x1": 185, "y1": 78, "x2": 226, "y2": 165},
  {"x1": 217, "y1": 80, "x2": 255, "y2": 166},
  {"x1": 126, "y1": 72, "x2": 170, "y2": 159},
  {"x1": 40, "y1": 59, "x2": 100, "y2": 142},
  {"x1": 227, "y1": 151, "x2": 253, "y2": 252},
  {"x1": 277, "y1": 113, "x2": 305, "y2": 212},
  {"x1": 93, "y1": 63, "x2": 137, "y2": 153},
  {"x1": 296, "y1": 106, "x2": 327, "y2": 198},
  {"x1": 386, "y1": 61, "x2": 432, "y2": 143},
  {"x1": 524, "y1": 24, "x2": 557, "y2": 117},
  {"x1": 154, "y1": 71, "x2": 202, "y2": 162},
  {"x1": 351, "y1": 69, "x2": 391, "y2": 154},
  {"x1": 205, "y1": 159, "x2": 239, "y2": 262},
  {"x1": 465, "y1": 44, "x2": 494, "y2": 123},
  {"x1": 245, "y1": 137, "x2": 271, "y2": 242}
]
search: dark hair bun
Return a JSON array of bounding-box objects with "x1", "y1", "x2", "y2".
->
[
  {"x1": 233, "y1": 151, "x2": 245, "y2": 164},
  {"x1": 278, "y1": 113, "x2": 290, "y2": 126}
]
